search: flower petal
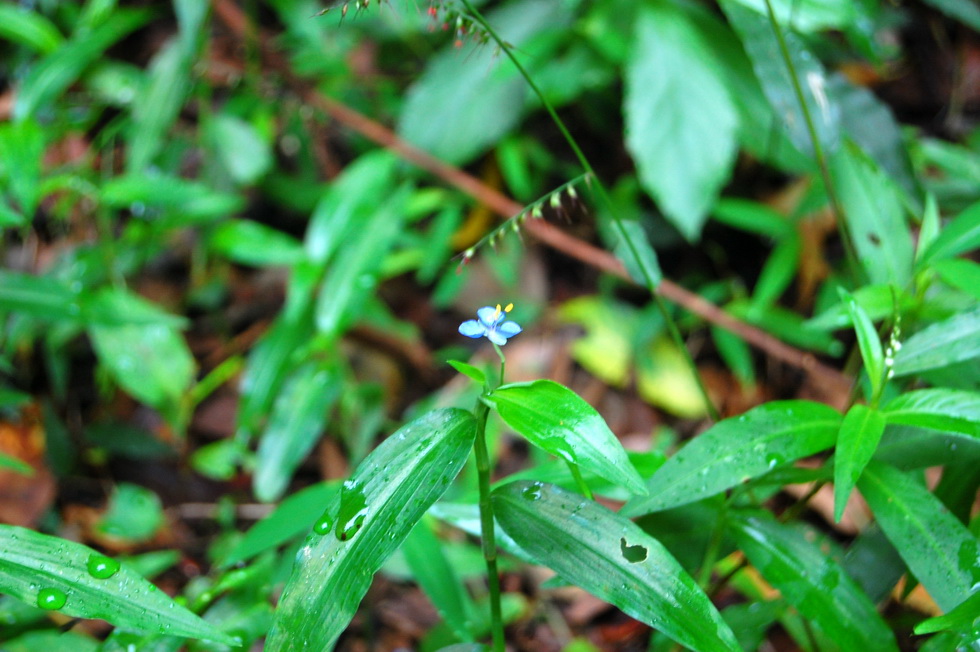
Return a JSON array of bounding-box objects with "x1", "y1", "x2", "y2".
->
[
  {"x1": 487, "y1": 330, "x2": 508, "y2": 346},
  {"x1": 476, "y1": 306, "x2": 499, "y2": 327},
  {"x1": 497, "y1": 321, "x2": 522, "y2": 338},
  {"x1": 458, "y1": 320, "x2": 487, "y2": 338}
]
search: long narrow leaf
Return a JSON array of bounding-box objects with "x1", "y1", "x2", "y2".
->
[
  {"x1": 730, "y1": 513, "x2": 898, "y2": 651},
  {"x1": 623, "y1": 401, "x2": 841, "y2": 515},
  {"x1": 858, "y1": 462, "x2": 980, "y2": 611},
  {"x1": 266, "y1": 409, "x2": 476, "y2": 651},
  {"x1": 493, "y1": 481, "x2": 740, "y2": 652},
  {"x1": 0, "y1": 526, "x2": 236, "y2": 644},
  {"x1": 833, "y1": 404, "x2": 886, "y2": 522}
]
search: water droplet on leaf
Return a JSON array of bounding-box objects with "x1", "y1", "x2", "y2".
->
[
  {"x1": 37, "y1": 587, "x2": 67, "y2": 610},
  {"x1": 87, "y1": 554, "x2": 121, "y2": 579},
  {"x1": 521, "y1": 483, "x2": 543, "y2": 501}
]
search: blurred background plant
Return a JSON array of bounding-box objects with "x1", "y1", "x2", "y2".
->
[{"x1": 1, "y1": 0, "x2": 979, "y2": 649}]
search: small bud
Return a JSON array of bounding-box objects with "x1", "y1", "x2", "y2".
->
[
  {"x1": 549, "y1": 192, "x2": 562, "y2": 209},
  {"x1": 531, "y1": 205, "x2": 543, "y2": 219},
  {"x1": 567, "y1": 185, "x2": 578, "y2": 200}
]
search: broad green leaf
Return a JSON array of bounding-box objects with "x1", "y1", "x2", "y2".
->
[
  {"x1": 881, "y1": 389, "x2": 980, "y2": 437},
  {"x1": 486, "y1": 380, "x2": 646, "y2": 495},
  {"x1": 1, "y1": 630, "x2": 98, "y2": 652},
  {"x1": 921, "y1": 0, "x2": 980, "y2": 31},
  {"x1": 89, "y1": 322, "x2": 195, "y2": 424},
  {"x1": 493, "y1": 481, "x2": 740, "y2": 652},
  {"x1": 221, "y1": 482, "x2": 339, "y2": 568},
  {"x1": 0, "y1": 270, "x2": 81, "y2": 321},
  {"x1": 831, "y1": 141, "x2": 914, "y2": 287},
  {"x1": 921, "y1": 200, "x2": 980, "y2": 265},
  {"x1": 893, "y1": 307, "x2": 980, "y2": 376},
  {"x1": 0, "y1": 525, "x2": 236, "y2": 644},
  {"x1": 712, "y1": 198, "x2": 795, "y2": 239},
  {"x1": 915, "y1": 590, "x2": 980, "y2": 635},
  {"x1": 402, "y1": 516, "x2": 477, "y2": 641},
  {"x1": 933, "y1": 258, "x2": 980, "y2": 300},
  {"x1": 209, "y1": 114, "x2": 273, "y2": 185},
  {"x1": 254, "y1": 362, "x2": 340, "y2": 502},
  {"x1": 127, "y1": 39, "x2": 192, "y2": 173},
  {"x1": 209, "y1": 219, "x2": 304, "y2": 267},
  {"x1": 720, "y1": 0, "x2": 839, "y2": 158},
  {"x1": 833, "y1": 404, "x2": 886, "y2": 522},
  {"x1": 14, "y1": 9, "x2": 150, "y2": 121},
  {"x1": 840, "y1": 289, "x2": 884, "y2": 398},
  {"x1": 315, "y1": 185, "x2": 410, "y2": 338},
  {"x1": 624, "y1": 401, "x2": 841, "y2": 515},
  {"x1": 397, "y1": 0, "x2": 566, "y2": 165},
  {"x1": 266, "y1": 409, "x2": 476, "y2": 651},
  {"x1": 0, "y1": 6, "x2": 63, "y2": 52},
  {"x1": 730, "y1": 513, "x2": 898, "y2": 651},
  {"x1": 625, "y1": 3, "x2": 737, "y2": 241},
  {"x1": 859, "y1": 462, "x2": 980, "y2": 611}
]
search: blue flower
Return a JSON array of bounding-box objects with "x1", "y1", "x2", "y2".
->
[{"x1": 459, "y1": 304, "x2": 522, "y2": 346}]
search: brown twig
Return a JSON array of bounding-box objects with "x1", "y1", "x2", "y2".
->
[{"x1": 210, "y1": 0, "x2": 851, "y2": 396}]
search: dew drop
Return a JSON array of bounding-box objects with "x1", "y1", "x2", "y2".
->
[
  {"x1": 336, "y1": 480, "x2": 368, "y2": 542},
  {"x1": 36, "y1": 587, "x2": 67, "y2": 610},
  {"x1": 87, "y1": 554, "x2": 121, "y2": 579},
  {"x1": 312, "y1": 510, "x2": 333, "y2": 536},
  {"x1": 521, "y1": 483, "x2": 543, "y2": 501}
]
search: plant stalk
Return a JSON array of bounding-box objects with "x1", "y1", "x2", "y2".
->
[{"x1": 473, "y1": 398, "x2": 504, "y2": 651}]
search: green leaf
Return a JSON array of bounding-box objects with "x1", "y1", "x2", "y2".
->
[
  {"x1": 0, "y1": 6, "x2": 63, "y2": 53},
  {"x1": 0, "y1": 270, "x2": 81, "y2": 321},
  {"x1": 81, "y1": 287, "x2": 188, "y2": 329},
  {"x1": 95, "y1": 483, "x2": 164, "y2": 543},
  {"x1": 209, "y1": 219, "x2": 304, "y2": 267},
  {"x1": 881, "y1": 389, "x2": 980, "y2": 438},
  {"x1": 0, "y1": 525, "x2": 236, "y2": 644},
  {"x1": 100, "y1": 174, "x2": 244, "y2": 223},
  {"x1": 402, "y1": 517, "x2": 477, "y2": 641},
  {"x1": 89, "y1": 321, "x2": 195, "y2": 424},
  {"x1": 397, "y1": 0, "x2": 566, "y2": 165},
  {"x1": 752, "y1": 234, "x2": 800, "y2": 309},
  {"x1": 447, "y1": 360, "x2": 487, "y2": 385},
  {"x1": 486, "y1": 380, "x2": 646, "y2": 495},
  {"x1": 221, "y1": 482, "x2": 339, "y2": 568},
  {"x1": 840, "y1": 288, "x2": 885, "y2": 398},
  {"x1": 933, "y1": 258, "x2": 980, "y2": 300},
  {"x1": 807, "y1": 284, "x2": 914, "y2": 331},
  {"x1": 1, "y1": 630, "x2": 99, "y2": 652},
  {"x1": 833, "y1": 404, "x2": 886, "y2": 523},
  {"x1": 623, "y1": 401, "x2": 841, "y2": 515},
  {"x1": 831, "y1": 141, "x2": 914, "y2": 287},
  {"x1": 921, "y1": 200, "x2": 980, "y2": 265},
  {"x1": 859, "y1": 462, "x2": 980, "y2": 611},
  {"x1": 724, "y1": 0, "x2": 857, "y2": 32},
  {"x1": 208, "y1": 114, "x2": 273, "y2": 185},
  {"x1": 893, "y1": 307, "x2": 980, "y2": 376},
  {"x1": 254, "y1": 362, "x2": 340, "y2": 502},
  {"x1": 127, "y1": 39, "x2": 192, "y2": 173},
  {"x1": 606, "y1": 218, "x2": 662, "y2": 288},
  {"x1": 730, "y1": 513, "x2": 898, "y2": 651},
  {"x1": 14, "y1": 9, "x2": 151, "y2": 121},
  {"x1": 874, "y1": 424, "x2": 980, "y2": 470},
  {"x1": 266, "y1": 409, "x2": 476, "y2": 651},
  {"x1": 315, "y1": 185, "x2": 410, "y2": 338},
  {"x1": 493, "y1": 481, "x2": 740, "y2": 652},
  {"x1": 720, "y1": 0, "x2": 839, "y2": 158},
  {"x1": 0, "y1": 119, "x2": 45, "y2": 218},
  {"x1": 915, "y1": 590, "x2": 980, "y2": 635},
  {"x1": 625, "y1": 3, "x2": 737, "y2": 241},
  {"x1": 0, "y1": 452, "x2": 32, "y2": 476}
]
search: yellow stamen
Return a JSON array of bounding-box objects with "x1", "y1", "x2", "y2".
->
[
  {"x1": 493, "y1": 304, "x2": 502, "y2": 320},
  {"x1": 504, "y1": 303, "x2": 513, "y2": 312}
]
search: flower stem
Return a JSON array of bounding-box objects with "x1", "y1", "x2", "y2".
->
[
  {"x1": 458, "y1": 0, "x2": 718, "y2": 421},
  {"x1": 473, "y1": 397, "x2": 505, "y2": 651},
  {"x1": 568, "y1": 462, "x2": 593, "y2": 500}
]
